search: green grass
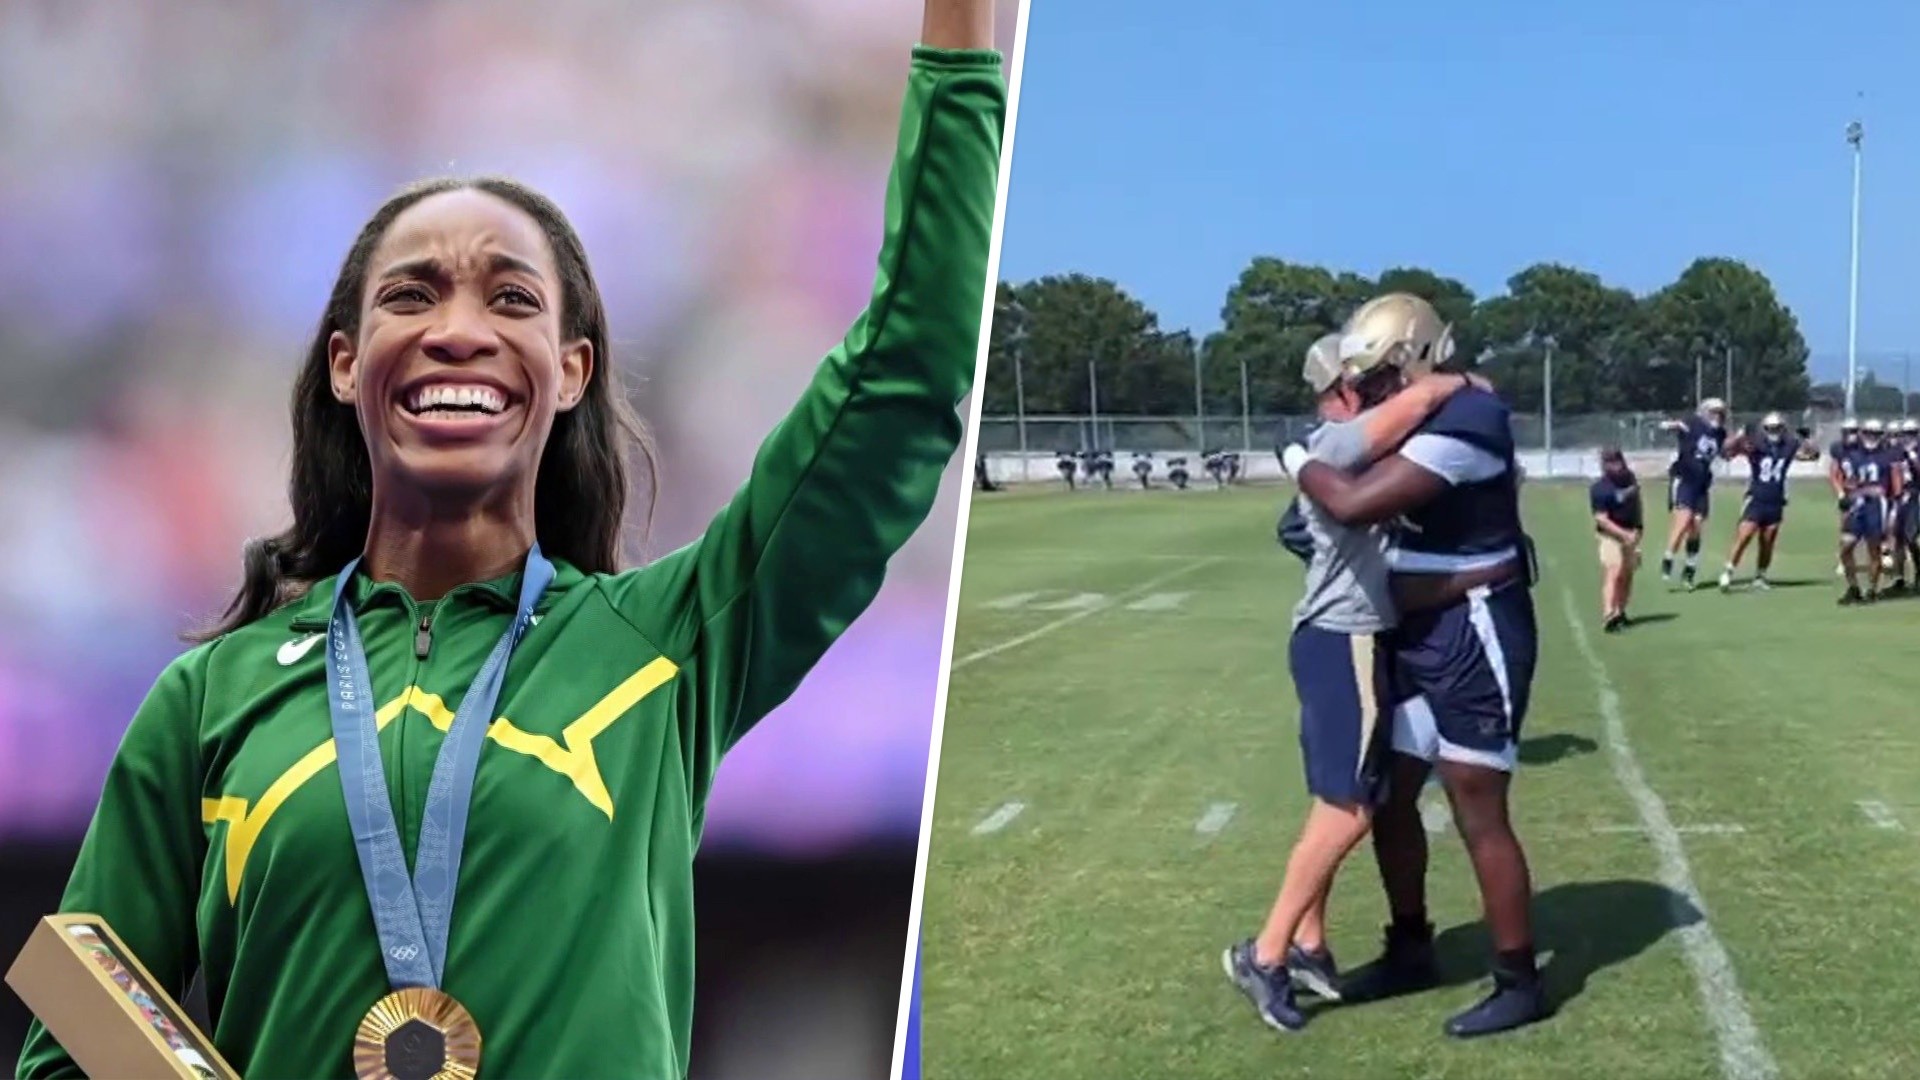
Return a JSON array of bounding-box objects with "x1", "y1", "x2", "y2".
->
[{"x1": 921, "y1": 479, "x2": 1920, "y2": 1080}]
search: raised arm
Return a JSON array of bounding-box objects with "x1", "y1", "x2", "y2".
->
[
  {"x1": 924, "y1": 0, "x2": 993, "y2": 47},
  {"x1": 1296, "y1": 454, "x2": 1449, "y2": 527},
  {"x1": 17, "y1": 653, "x2": 208, "y2": 1079},
  {"x1": 1346, "y1": 371, "x2": 1489, "y2": 464},
  {"x1": 606, "y1": 17, "x2": 1003, "y2": 760}
]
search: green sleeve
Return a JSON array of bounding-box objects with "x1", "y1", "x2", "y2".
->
[
  {"x1": 604, "y1": 47, "x2": 1003, "y2": 760},
  {"x1": 15, "y1": 650, "x2": 210, "y2": 1080}
]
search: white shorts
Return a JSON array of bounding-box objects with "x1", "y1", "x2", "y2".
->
[{"x1": 1390, "y1": 695, "x2": 1518, "y2": 773}]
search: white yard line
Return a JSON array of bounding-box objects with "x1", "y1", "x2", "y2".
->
[
  {"x1": 1591, "y1": 823, "x2": 1747, "y2": 836},
  {"x1": 1125, "y1": 591, "x2": 1192, "y2": 612},
  {"x1": 983, "y1": 591, "x2": 1046, "y2": 610},
  {"x1": 1857, "y1": 800, "x2": 1903, "y2": 831},
  {"x1": 1558, "y1": 587, "x2": 1777, "y2": 1080},
  {"x1": 952, "y1": 559, "x2": 1219, "y2": 670},
  {"x1": 970, "y1": 801, "x2": 1027, "y2": 837},
  {"x1": 1419, "y1": 791, "x2": 1450, "y2": 835},
  {"x1": 1194, "y1": 801, "x2": 1237, "y2": 837}
]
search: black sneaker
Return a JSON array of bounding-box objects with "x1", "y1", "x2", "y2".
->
[
  {"x1": 1602, "y1": 614, "x2": 1626, "y2": 634},
  {"x1": 1888, "y1": 580, "x2": 1910, "y2": 597},
  {"x1": 1342, "y1": 922, "x2": 1439, "y2": 1003},
  {"x1": 1285, "y1": 943, "x2": 1342, "y2": 1001},
  {"x1": 1444, "y1": 968, "x2": 1549, "y2": 1039},
  {"x1": 1222, "y1": 940, "x2": 1305, "y2": 1033},
  {"x1": 1840, "y1": 586, "x2": 1865, "y2": 606}
]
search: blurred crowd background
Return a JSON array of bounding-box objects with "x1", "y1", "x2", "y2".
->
[{"x1": 0, "y1": 1, "x2": 1018, "y2": 1076}]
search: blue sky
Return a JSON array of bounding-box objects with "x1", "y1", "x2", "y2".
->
[{"x1": 998, "y1": 0, "x2": 1920, "y2": 383}]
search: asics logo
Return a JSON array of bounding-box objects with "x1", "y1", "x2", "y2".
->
[{"x1": 277, "y1": 633, "x2": 324, "y2": 666}]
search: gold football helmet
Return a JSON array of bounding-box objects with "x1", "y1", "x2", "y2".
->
[
  {"x1": 1339, "y1": 293, "x2": 1456, "y2": 376},
  {"x1": 1302, "y1": 332, "x2": 1346, "y2": 393}
]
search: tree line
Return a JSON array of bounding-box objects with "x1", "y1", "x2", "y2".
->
[{"x1": 984, "y1": 257, "x2": 1847, "y2": 417}]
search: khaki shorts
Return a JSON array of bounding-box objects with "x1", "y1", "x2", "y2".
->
[{"x1": 1598, "y1": 534, "x2": 1640, "y2": 570}]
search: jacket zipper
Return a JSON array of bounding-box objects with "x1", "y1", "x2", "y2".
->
[{"x1": 397, "y1": 594, "x2": 445, "y2": 874}]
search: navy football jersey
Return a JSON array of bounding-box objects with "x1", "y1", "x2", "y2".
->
[
  {"x1": 1671, "y1": 415, "x2": 1727, "y2": 484},
  {"x1": 1846, "y1": 444, "x2": 1898, "y2": 491},
  {"x1": 1830, "y1": 439, "x2": 1859, "y2": 484},
  {"x1": 1590, "y1": 473, "x2": 1642, "y2": 530},
  {"x1": 1744, "y1": 435, "x2": 1801, "y2": 504},
  {"x1": 1389, "y1": 387, "x2": 1526, "y2": 572}
]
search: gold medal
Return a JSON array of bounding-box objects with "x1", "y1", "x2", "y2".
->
[{"x1": 352, "y1": 987, "x2": 482, "y2": 1080}]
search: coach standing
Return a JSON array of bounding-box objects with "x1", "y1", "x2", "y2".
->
[{"x1": 1591, "y1": 446, "x2": 1643, "y2": 632}]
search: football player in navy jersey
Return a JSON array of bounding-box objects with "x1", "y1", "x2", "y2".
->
[
  {"x1": 1055, "y1": 448, "x2": 1078, "y2": 489},
  {"x1": 1228, "y1": 336, "x2": 1489, "y2": 1034},
  {"x1": 1837, "y1": 419, "x2": 1903, "y2": 604},
  {"x1": 1293, "y1": 293, "x2": 1546, "y2": 1039},
  {"x1": 1590, "y1": 446, "x2": 1643, "y2": 630},
  {"x1": 1656, "y1": 398, "x2": 1729, "y2": 590},
  {"x1": 1884, "y1": 419, "x2": 1920, "y2": 594},
  {"x1": 1716, "y1": 412, "x2": 1818, "y2": 592},
  {"x1": 1828, "y1": 418, "x2": 1861, "y2": 577}
]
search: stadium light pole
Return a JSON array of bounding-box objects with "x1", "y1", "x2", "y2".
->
[
  {"x1": 1003, "y1": 301, "x2": 1030, "y2": 462},
  {"x1": 1239, "y1": 359, "x2": 1252, "y2": 453},
  {"x1": 1724, "y1": 344, "x2": 1733, "y2": 415},
  {"x1": 1087, "y1": 357, "x2": 1100, "y2": 452},
  {"x1": 1193, "y1": 348, "x2": 1205, "y2": 453},
  {"x1": 1847, "y1": 118, "x2": 1864, "y2": 417},
  {"x1": 1542, "y1": 335, "x2": 1556, "y2": 479}
]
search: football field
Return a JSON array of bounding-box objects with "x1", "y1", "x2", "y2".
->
[{"x1": 921, "y1": 479, "x2": 1920, "y2": 1080}]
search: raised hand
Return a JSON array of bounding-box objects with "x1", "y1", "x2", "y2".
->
[{"x1": 923, "y1": 0, "x2": 993, "y2": 49}]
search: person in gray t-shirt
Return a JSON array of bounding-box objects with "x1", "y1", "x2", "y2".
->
[
  {"x1": 1226, "y1": 332, "x2": 1479, "y2": 1032},
  {"x1": 1291, "y1": 410, "x2": 1398, "y2": 634}
]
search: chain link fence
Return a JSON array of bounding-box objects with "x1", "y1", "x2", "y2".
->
[{"x1": 977, "y1": 411, "x2": 1865, "y2": 484}]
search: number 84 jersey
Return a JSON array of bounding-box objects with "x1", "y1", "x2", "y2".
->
[{"x1": 1743, "y1": 435, "x2": 1803, "y2": 505}]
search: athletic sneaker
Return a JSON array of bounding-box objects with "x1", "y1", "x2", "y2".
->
[
  {"x1": 1840, "y1": 586, "x2": 1865, "y2": 606},
  {"x1": 1286, "y1": 942, "x2": 1342, "y2": 1001},
  {"x1": 1222, "y1": 940, "x2": 1305, "y2": 1032},
  {"x1": 1752, "y1": 577, "x2": 1771, "y2": 592},
  {"x1": 1717, "y1": 569, "x2": 1733, "y2": 592}
]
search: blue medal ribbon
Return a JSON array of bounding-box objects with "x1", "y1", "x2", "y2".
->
[{"x1": 325, "y1": 545, "x2": 553, "y2": 990}]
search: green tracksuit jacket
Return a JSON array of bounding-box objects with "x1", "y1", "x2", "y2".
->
[{"x1": 18, "y1": 45, "x2": 1003, "y2": 1080}]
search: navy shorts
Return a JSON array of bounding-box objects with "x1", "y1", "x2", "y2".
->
[
  {"x1": 1668, "y1": 475, "x2": 1710, "y2": 516},
  {"x1": 1742, "y1": 497, "x2": 1784, "y2": 527},
  {"x1": 1387, "y1": 580, "x2": 1538, "y2": 773},
  {"x1": 1289, "y1": 625, "x2": 1391, "y2": 806},
  {"x1": 1845, "y1": 494, "x2": 1889, "y2": 542}
]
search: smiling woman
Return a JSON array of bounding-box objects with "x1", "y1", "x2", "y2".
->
[
  {"x1": 14, "y1": 1, "x2": 1005, "y2": 1078},
  {"x1": 200, "y1": 177, "x2": 646, "y2": 631}
]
